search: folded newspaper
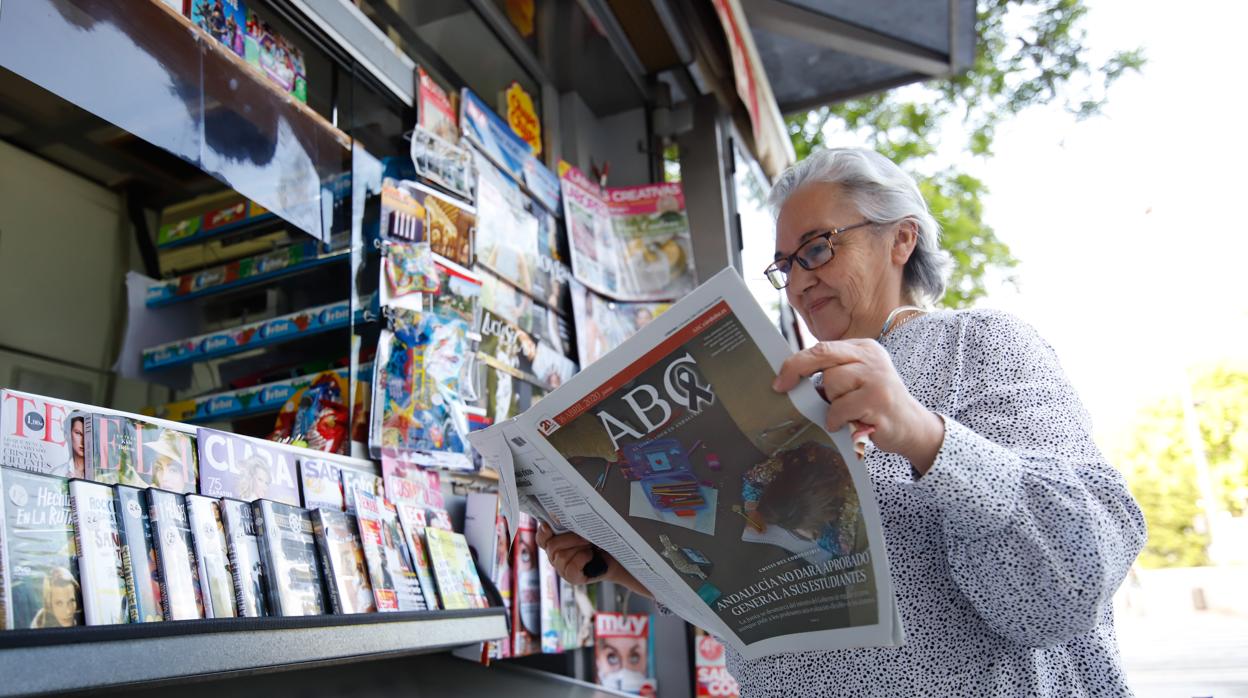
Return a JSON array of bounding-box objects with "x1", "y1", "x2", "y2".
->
[{"x1": 469, "y1": 269, "x2": 904, "y2": 660}]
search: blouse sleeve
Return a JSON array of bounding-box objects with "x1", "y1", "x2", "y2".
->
[{"x1": 910, "y1": 311, "x2": 1146, "y2": 648}]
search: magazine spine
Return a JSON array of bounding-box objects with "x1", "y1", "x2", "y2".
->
[
  {"x1": 82, "y1": 414, "x2": 96, "y2": 481},
  {"x1": 0, "y1": 469, "x2": 10, "y2": 630},
  {"x1": 311, "y1": 511, "x2": 343, "y2": 614}
]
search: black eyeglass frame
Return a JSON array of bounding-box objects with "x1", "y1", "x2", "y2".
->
[{"x1": 764, "y1": 220, "x2": 876, "y2": 289}]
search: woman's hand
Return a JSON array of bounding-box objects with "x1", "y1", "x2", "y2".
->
[
  {"x1": 535, "y1": 523, "x2": 651, "y2": 597},
  {"x1": 772, "y1": 338, "x2": 945, "y2": 473}
]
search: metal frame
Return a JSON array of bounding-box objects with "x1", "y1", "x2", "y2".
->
[
  {"x1": 741, "y1": 0, "x2": 953, "y2": 78},
  {"x1": 283, "y1": 0, "x2": 418, "y2": 106}
]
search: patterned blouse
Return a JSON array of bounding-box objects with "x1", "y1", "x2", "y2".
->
[{"x1": 723, "y1": 308, "x2": 1147, "y2": 697}]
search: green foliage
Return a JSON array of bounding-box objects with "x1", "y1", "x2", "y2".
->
[
  {"x1": 785, "y1": 0, "x2": 1144, "y2": 308},
  {"x1": 1114, "y1": 365, "x2": 1248, "y2": 568}
]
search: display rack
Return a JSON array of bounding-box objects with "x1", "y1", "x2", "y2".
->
[
  {"x1": 0, "y1": 609, "x2": 506, "y2": 696},
  {"x1": 146, "y1": 363, "x2": 371, "y2": 423},
  {"x1": 146, "y1": 240, "x2": 352, "y2": 308}
]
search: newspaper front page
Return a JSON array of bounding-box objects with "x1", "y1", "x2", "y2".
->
[{"x1": 469, "y1": 269, "x2": 903, "y2": 659}]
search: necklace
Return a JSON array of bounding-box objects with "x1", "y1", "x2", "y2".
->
[{"x1": 877, "y1": 305, "x2": 926, "y2": 341}]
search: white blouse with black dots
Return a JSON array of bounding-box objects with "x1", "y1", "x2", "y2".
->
[{"x1": 722, "y1": 308, "x2": 1148, "y2": 697}]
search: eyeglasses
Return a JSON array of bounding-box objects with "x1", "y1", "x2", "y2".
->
[{"x1": 764, "y1": 220, "x2": 875, "y2": 289}]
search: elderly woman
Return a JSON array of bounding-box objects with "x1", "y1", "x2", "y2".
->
[{"x1": 538, "y1": 147, "x2": 1147, "y2": 696}]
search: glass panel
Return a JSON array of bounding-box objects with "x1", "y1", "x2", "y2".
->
[
  {"x1": 0, "y1": 0, "x2": 351, "y2": 242},
  {"x1": 733, "y1": 137, "x2": 788, "y2": 333}
]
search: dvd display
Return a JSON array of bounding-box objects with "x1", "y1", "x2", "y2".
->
[
  {"x1": 69, "y1": 479, "x2": 127, "y2": 625},
  {"x1": 146, "y1": 488, "x2": 204, "y2": 621},
  {"x1": 219, "y1": 498, "x2": 268, "y2": 617},
  {"x1": 197, "y1": 428, "x2": 300, "y2": 506},
  {"x1": 355, "y1": 490, "x2": 425, "y2": 612},
  {"x1": 299, "y1": 458, "x2": 345, "y2": 511},
  {"x1": 311, "y1": 508, "x2": 375, "y2": 614},
  {"x1": 252, "y1": 500, "x2": 326, "y2": 616},
  {"x1": 0, "y1": 467, "x2": 82, "y2": 629},
  {"x1": 114, "y1": 485, "x2": 163, "y2": 622},
  {"x1": 186, "y1": 495, "x2": 237, "y2": 619}
]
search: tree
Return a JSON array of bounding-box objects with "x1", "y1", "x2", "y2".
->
[
  {"x1": 786, "y1": 0, "x2": 1145, "y2": 308},
  {"x1": 1113, "y1": 364, "x2": 1248, "y2": 568}
]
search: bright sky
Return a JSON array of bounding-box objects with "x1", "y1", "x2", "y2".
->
[{"x1": 741, "y1": 0, "x2": 1248, "y2": 448}]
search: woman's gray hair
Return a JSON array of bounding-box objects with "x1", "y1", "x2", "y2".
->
[{"x1": 768, "y1": 148, "x2": 950, "y2": 304}]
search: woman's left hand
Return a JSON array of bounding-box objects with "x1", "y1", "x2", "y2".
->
[{"x1": 772, "y1": 338, "x2": 945, "y2": 473}]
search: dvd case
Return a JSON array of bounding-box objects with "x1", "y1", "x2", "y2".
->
[
  {"x1": 0, "y1": 467, "x2": 82, "y2": 629},
  {"x1": 197, "y1": 428, "x2": 300, "y2": 506},
  {"x1": 186, "y1": 495, "x2": 237, "y2": 619},
  {"x1": 394, "y1": 502, "x2": 441, "y2": 610},
  {"x1": 114, "y1": 485, "x2": 164, "y2": 622},
  {"x1": 219, "y1": 498, "x2": 268, "y2": 617},
  {"x1": 299, "y1": 458, "x2": 345, "y2": 511},
  {"x1": 69, "y1": 479, "x2": 127, "y2": 625},
  {"x1": 311, "y1": 508, "x2": 375, "y2": 614},
  {"x1": 425, "y1": 527, "x2": 488, "y2": 611},
  {"x1": 252, "y1": 500, "x2": 327, "y2": 616},
  {"x1": 84, "y1": 414, "x2": 198, "y2": 493},
  {"x1": 355, "y1": 490, "x2": 426, "y2": 612},
  {"x1": 146, "y1": 488, "x2": 204, "y2": 620}
]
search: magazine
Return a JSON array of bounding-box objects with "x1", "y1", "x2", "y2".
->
[
  {"x1": 570, "y1": 280, "x2": 669, "y2": 367},
  {"x1": 69, "y1": 479, "x2": 128, "y2": 625},
  {"x1": 392, "y1": 502, "x2": 442, "y2": 610},
  {"x1": 477, "y1": 308, "x2": 578, "y2": 393},
  {"x1": 417, "y1": 67, "x2": 459, "y2": 142},
  {"x1": 424, "y1": 526, "x2": 488, "y2": 611},
  {"x1": 83, "y1": 414, "x2": 198, "y2": 493},
  {"x1": 410, "y1": 125, "x2": 475, "y2": 202},
  {"x1": 559, "y1": 164, "x2": 696, "y2": 302},
  {"x1": 468, "y1": 269, "x2": 903, "y2": 660},
  {"x1": 694, "y1": 627, "x2": 742, "y2": 698},
  {"x1": 379, "y1": 179, "x2": 475, "y2": 269},
  {"x1": 538, "y1": 546, "x2": 563, "y2": 652},
  {"x1": 594, "y1": 612, "x2": 657, "y2": 696},
  {"x1": 511, "y1": 512, "x2": 541, "y2": 656},
  {"x1": 299, "y1": 458, "x2": 345, "y2": 511},
  {"x1": 355, "y1": 490, "x2": 426, "y2": 611},
  {"x1": 196, "y1": 428, "x2": 300, "y2": 506}
]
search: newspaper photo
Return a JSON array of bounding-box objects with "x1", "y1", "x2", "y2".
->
[{"x1": 469, "y1": 269, "x2": 902, "y2": 660}]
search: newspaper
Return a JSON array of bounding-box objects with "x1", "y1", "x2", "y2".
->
[{"x1": 468, "y1": 269, "x2": 903, "y2": 660}]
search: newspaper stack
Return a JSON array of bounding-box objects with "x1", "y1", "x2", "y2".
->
[{"x1": 469, "y1": 269, "x2": 904, "y2": 660}]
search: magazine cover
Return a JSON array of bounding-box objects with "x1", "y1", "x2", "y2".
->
[
  {"x1": 594, "y1": 613, "x2": 658, "y2": 696},
  {"x1": 381, "y1": 457, "x2": 442, "y2": 509},
  {"x1": 311, "y1": 508, "x2": 375, "y2": 614},
  {"x1": 68, "y1": 479, "x2": 127, "y2": 625},
  {"x1": 186, "y1": 495, "x2": 237, "y2": 619},
  {"x1": 340, "y1": 468, "x2": 384, "y2": 516},
  {"x1": 424, "y1": 527, "x2": 487, "y2": 611},
  {"x1": 474, "y1": 153, "x2": 569, "y2": 309},
  {"x1": 219, "y1": 497, "x2": 269, "y2": 618},
  {"x1": 252, "y1": 499, "x2": 327, "y2": 616},
  {"x1": 410, "y1": 126, "x2": 475, "y2": 202},
  {"x1": 570, "y1": 281, "x2": 669, "y2": 367},
  {"x1": 196, "y1": 428, "x2": 300, "y2": 506},
  {"x1": 472, "y1": 269, "x2": 901, "y2": 660},
  {"x1": 477, "y1": 308, "x2": 577, "y2": 392},
  {"x1": 1, "y1": 390, "x2": 79, "y2": 477},
  {"x1": 114, "y1": 484, "x2": 164, "y2": 622},
  {"x1": 299, "y1": 458, "x2": 345, "y2": 511},
  {"x1": 370, "y1": 310, "x2": 476, "y2": 471},
  {"x1": 379, "y1": 179, "x2": 475, "y2": 268},
  {"x1": 190, "y1": 0, "x2": 247, "y2": 57},
  {"x1": 355, "y1": 490, "x2": 425, "y2": 611},
  {"x1": 146, "y1": 488, "x2": 204, "y2": 621},
  {"x1": 85, "y1": 414, "x2": 198, "y2": 492},
  {"x1": 393, "y1": 503, "x2": 441, "y2": 610},
  {"x1": 0, "y1": 468, "x2": 81, "y2": 629},
  {"x1": 418, "y1": 66, "x2": 459, "y2": 142},
  {"x1": 538, "y1": 546, "x2": 563, "y2": 652},
  {"x1": 479, "y1": 268, "x2": 573, "y2": 356},
  {"x1": 560, "y1": 163, "x2": 695, "y2": 302},
  {"x1": 694, "y1": 627, "x2": 742, "y2": 698},
  {"x1": 380, "y1": 241, "x2": 440, "y2": 312},
  {"x1": 511, "y1": 512, "x2": 541, "y2": 655}
]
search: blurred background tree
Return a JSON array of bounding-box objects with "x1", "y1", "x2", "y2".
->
[
  {"x1": 786, "y1": 0, "x2": 1145, "y2": 307},
  {"x1": 1112, "y1": 364, "x2": 1248, "y2": 568}
]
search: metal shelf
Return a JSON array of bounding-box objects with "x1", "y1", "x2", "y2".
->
[
  {"x1": 146, "y1": 240, "x2": 351, "y2": 308},
  {"x1": 145, "y1": 362, "x2": 372, "y2": 424},
  {"x1": 0, "y1": 608, "x2": 506, "y2": 697}
]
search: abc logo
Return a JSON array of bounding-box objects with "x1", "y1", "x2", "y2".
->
[{"x1": 23, "y1": 412, "x2": 45, "y2": 433}]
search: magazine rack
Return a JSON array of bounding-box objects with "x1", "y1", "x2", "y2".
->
[{"x1": 0, "y1": 609, "x2": 506, "y2": 696}]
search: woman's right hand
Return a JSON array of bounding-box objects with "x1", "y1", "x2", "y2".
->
[{"x1": 536, "y1": 522, "x2": 651, "y2": 597}]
